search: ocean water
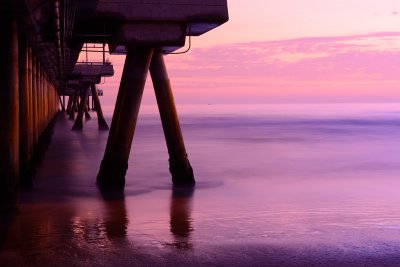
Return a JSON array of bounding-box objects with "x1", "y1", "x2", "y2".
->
[{"x1": 1, "y1": 103, "x2": 400, "y2": 266}]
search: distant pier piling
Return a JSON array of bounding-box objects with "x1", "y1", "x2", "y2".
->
[
  {"x1": 72, "y1": 86, "x2": 89, "y2": 130},
  {"x1": 91, "y1": 84, "x2": 109, "y2": 130},
  {"x1": 66, "y1": 95, "x2": 73, "y2": 115},
  {"x1": 69, "y1": 91, "x2": 78, "y2": 120}
]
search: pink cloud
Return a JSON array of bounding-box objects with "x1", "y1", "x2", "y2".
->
[
  {"x1": 99, "y1": 32, "x2": 400, "y2": 105},
  {"x1": 165, "y1": 32, "x2": 400, "y2": 81}
]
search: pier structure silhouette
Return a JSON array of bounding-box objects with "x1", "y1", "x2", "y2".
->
[{"x1": 0, "y1": 0, "x2": 228, "y2": 212}]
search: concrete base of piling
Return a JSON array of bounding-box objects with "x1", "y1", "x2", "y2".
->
[
  {"x1": 71, "y1": 120, "x2": 83, "y2": 131},
  {"x1": 85, "y1": 110, "x2": 91, "y2": 120},
  {"x1": 170, "y1": 157, "x2": 195, "y2": 186},
  {"x1": 98, "y1": 119, "x2": 109, "y2": 131},
  {"x1": 97, "y1": 159, "x2": 128, "y2": 191}
]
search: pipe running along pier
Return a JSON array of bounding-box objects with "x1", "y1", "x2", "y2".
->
[{"x1": 0, "y1": 0, "x2": 229, "y2": 212}]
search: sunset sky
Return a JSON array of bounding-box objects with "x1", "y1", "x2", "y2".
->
[{"x1": 94, "y1": 0, "x2": 400, "y2": 107}]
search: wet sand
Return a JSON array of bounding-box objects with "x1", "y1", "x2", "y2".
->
[{"x1": 2, "y1": 104, "x2": 400, "y2": 266}]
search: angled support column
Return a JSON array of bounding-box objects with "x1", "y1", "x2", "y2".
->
[
  {"x1": 92, "y1": 96, "x2": 96, "y2": 111},
  {"x1": 97, "y1": 47, "x2": 154, "y2": 190},
  {"x1": 74, "y1": 95, "x2": 80, "y2": 113},
  {"x1": 66, "y1": 95, "x2": 73, "y2": 115},
  {"x1": 90, "y1": 84, "x2": 109, "y2": 130},
  {"x1": 150, "y1": 51, "x2": 195, "y2": 186},
  {"x1": 68, "y1": 91, "x2": 78, "y2": 120},
  {"x1": 0, "y1": 13, "x2": 19, "y2": 212},
  {"x1": 85, "y1": 106, "x2": 91, "y2": 121},
  {"x1": 72, "y1": 85, "x2": 90, "y2": 130},
  {"x1": 86, "y1": 95, "x2": 90, "y2": 111}
]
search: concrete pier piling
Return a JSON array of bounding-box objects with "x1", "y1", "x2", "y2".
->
[
  {"x1": 27, "y1": 47, "x2": 33, "y2": 161},
  {"x1": 91, "y1": 84, "x2": 109, "y2": 130},
  {"x1": 98, "y1": 49, "x2": 195, "y2": 188},
  {"x1": 150, "y1": 51, "x2": 195, "y2": 186},
  {"x1": 72, "y1": 86, "x2": 90, "y2": 130},
  {"x1": 32, "y1": 55, "x2": 38, "y2": 148},
  {"x1": 97, "y1": 47, "x2": 154, "y2": 190},
  {"x1": 19, "y1": 38, "x2": 31, "y2": 181},
  {"x1": 66, "y1": 95, "x2": 73, "y2": 115},
  {"x1": 0, "y1": 12, "x2": 19, "y2": 212},
  {"x1": 85, "y1": 107, "x2": 91, "y2": 121},
  {"x1": 68, "y1": 91, "x2": 78, "y2": 121},
  {"x1": 38, "y1": 64, "x2": 43, "y2": 136}
]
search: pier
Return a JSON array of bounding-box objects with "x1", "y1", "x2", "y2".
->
[{"x1": 0, "y1": 0, "x2": 228, "y2": 212}]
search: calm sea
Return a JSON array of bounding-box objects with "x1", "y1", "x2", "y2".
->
[{"x1": 1, "y1": 103, "x2": 400, "y2": 266}]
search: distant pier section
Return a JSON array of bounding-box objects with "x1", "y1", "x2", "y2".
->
[{"x1": 0, "y1": 0, "x2": 229, "y2": 212}]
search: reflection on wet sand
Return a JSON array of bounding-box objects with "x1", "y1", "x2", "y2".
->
[
  {"x1": 168, "y1": 187, "x2": 194, "y2": 250},
  {"x1": 0, "y1": 196, "x2": 130, "y2": 265},
  {"x1": 100, "y1": 191, "x2": 129, "y2": 239}
]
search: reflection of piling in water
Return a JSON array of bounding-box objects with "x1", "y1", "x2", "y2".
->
[
  {"x1": 100, "y1": 191, "x2": 128, "y2": 239},
  {"x1": 170, "y1": 187, "x2": 195, "y2": 249},
  {"x1": 104, "y1": 201, "x2": 128, "y2": 239}
]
